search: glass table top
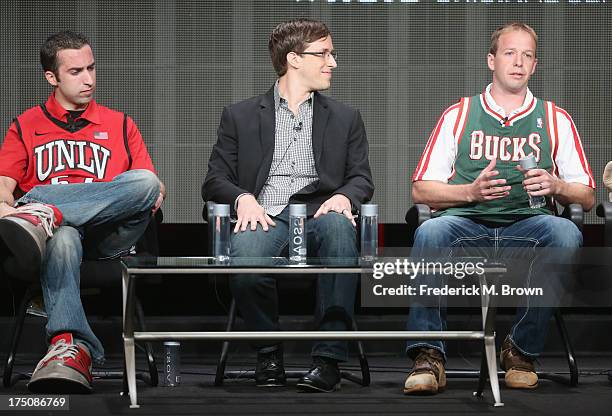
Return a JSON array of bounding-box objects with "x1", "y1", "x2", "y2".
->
[{"x1": 121, "y1": 256, "x2": 363, "y2": 269}]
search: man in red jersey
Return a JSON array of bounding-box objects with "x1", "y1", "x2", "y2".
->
[{"x1": 0, "y1": 31, "x2": 165, "y2": 393}]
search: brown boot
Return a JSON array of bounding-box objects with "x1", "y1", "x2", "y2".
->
[
  {"x1": 500, "y1": 335, "x2": 538, "y2": 389},
  {"x1": 404, "y1": 348, "x2": 446, "y2": 395}
]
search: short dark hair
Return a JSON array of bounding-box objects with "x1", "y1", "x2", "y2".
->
[
  {"x1": 268, "y1": 19, "x2": 331, "y2": 76},
  {"x1": 40, "y1": 31, "x2": 90, "y2": 75}
]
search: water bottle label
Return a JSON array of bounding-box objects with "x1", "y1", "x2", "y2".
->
[
  {"x1": 292, "y1": 218, "x2": 304, "y2": 232},
  {"x1": 289, "y1": 215, "x2": 306, "y2": 264}
]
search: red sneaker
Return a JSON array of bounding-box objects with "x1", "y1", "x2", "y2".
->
[
  {"x1": 0, "y1": 203, "x2": 62, "y2": 274},
  {"x1": 27, "y1": 333, "x2": 93, "y2": 394}
]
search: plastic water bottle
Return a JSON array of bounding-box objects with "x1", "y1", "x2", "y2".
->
[
  {"x1": 212, "y1": 204, "x2": 230, "y2": 264},
  {"x1": 289, "y1": 204, "x2": 307, "y2": 264},
  {"x1": 360, "y1": 204, "x2": 378, "y2": 263},
  {"x1": 519, "y1": 154, "x2": 546, "y2": 209}
]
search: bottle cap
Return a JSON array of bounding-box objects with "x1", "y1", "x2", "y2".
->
[
  {"x1": 289, "y1": 204, "x2": 307, "y2": 216},
  {"x1": 213, "y1": 204, "x2": 230, "y2": 216},
  {"x1": 519, "y1": 153, "x2": 538, "y2": 170},
  {"x1": 361, "y1": 204, "x2": 378, "y2": 216}
]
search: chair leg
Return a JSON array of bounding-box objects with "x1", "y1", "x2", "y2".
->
[
  {"x1": 134, "y1": 297, "x2": 158, "y2": 387},
  {"x1": 3, "y1": 289, "x2": 34, "y2": 388},
  {"x1": 474, "y1": 345, "x2": 489, "y2": 397},
  {"x1": 214, "y1": 299, "x2": 237, "y2": 386},
  {"x1": 350, "y1": 317, "x2": 370, "y2": 386},
  {"x1": 121, "y1": 359, "x2": 129, "y2": 395},
  {"x1": 554, "y1": 309, "x2": 579, "y2": 386}
]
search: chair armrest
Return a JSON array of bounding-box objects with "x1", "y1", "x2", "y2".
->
[
  {"x1": 405, "y1": 204, "x2": 432, "y2": 246},
  {"x1": 405, "y1": 204, "x2": 432, "y2": 227},
  {"x1": 559, "y1": 203, "x2": 584, "y2": 232},
  {"x1": 596, "y1": 202, "x2": 612, "y2": 246},
  {"x1": 595, "y1": 201, "x2": 612, "y2": 221},
  {"x1": 133, "y1": 209, "x2": 163, "y2": 257}
]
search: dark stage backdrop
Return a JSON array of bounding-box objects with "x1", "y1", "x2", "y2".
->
[{"x1": 1, "y1": 0, "x2": 610, "y2": 223}]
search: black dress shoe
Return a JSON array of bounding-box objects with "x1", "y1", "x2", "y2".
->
[
  {"x1": 255, "y1": 348, "x2": 286, "y2": 387},
  {"x1": 296, "y1": 357, "x2": 341, "y2": 393}
]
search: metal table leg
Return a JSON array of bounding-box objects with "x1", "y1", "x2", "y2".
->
[
  {"x1": 474, "y1": 272, "x2": 504, "y2": 407},
  {"x1": 122, "y1": 265, "x2": 140, "y2": 408}
]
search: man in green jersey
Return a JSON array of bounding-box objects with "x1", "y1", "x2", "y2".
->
[{"x1": 405, "y1": 22, "x2": 595, "y2": 395}]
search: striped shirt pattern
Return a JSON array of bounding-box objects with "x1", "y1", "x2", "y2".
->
[{"x1": 257, "y1": 83, "x2": 318, "y2": 216}]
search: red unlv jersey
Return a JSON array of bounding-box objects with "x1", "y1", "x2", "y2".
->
[{"x1": 0, "y1": 93, "x2": 156, "y2": 193}]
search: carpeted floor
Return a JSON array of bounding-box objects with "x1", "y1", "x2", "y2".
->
[{"x1": 2, "y1": 355, "x2": 611, "y2": 415}]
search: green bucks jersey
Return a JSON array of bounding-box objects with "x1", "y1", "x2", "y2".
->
[{"x1": 413, "y1": 87, "x2": 594, "y2": 224}]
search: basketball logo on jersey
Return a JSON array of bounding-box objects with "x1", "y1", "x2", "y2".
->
[
  {"x1": 537, "y1": 118, "x2": 543, "y2": 129},
  {"x1": 469, "y1": 130, "x2": 541, "y2": 162}
]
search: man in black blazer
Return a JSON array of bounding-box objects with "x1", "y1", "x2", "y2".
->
[{"x1": 202, "y1": 18, "x2": 373, "y2": 393}]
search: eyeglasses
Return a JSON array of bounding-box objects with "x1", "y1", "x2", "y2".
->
[{"x1": 299, "y1": 50, "x2": 338, "y2": 61}]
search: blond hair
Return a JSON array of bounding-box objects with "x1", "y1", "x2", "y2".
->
[{"x1": 489, "y1": 22, "x2": 538, "y2": 56}]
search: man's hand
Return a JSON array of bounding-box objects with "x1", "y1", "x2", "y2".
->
[
  {"x1": 0, "y1": 176, "x2": 17, "y2": 218},
  {"x1": 0, "y1": 202, "x2": 17, "y2": 218},
  {"x1": 313, "y1": 194, "x2": 355, "y2": 226},
  {"x1": 235, "y1": 194, "x2": 276, "y2": 232},
  {"x1": 517, "y1": 166, "x2": 560, "y2": 197},
  {"x1": 468, "y1": 158, "x2": 511, "y2": 203},
  {"x1": 152, "y1": 180, "x2": 166, "y2": 214},
  {"x1": 152, "y1": 192, "x2": 164, "y2": 214}
]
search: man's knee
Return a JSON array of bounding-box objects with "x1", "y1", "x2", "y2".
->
[
  {"x1": 540, "y1": 216, "x2": 583, "y2": 247},
  {"x1": 118, "y1": 169, "x2": 160, "y2": 200},
  {"x1": 313, "y1": 212, "x2": 356, "y2": 245},
  {"x1": 414, "y1": 216, "x2": 458, "y2": 247}
]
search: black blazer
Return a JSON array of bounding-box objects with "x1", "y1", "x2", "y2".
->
[{"x1": 202, "y1": 86, "x2": 374, "y2": 217}]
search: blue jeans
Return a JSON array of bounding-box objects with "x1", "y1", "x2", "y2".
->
[
  {"x1": 17, "y1": 170, "x2": 160, "y2": 364},
  {"x1": 405, "y1": 214, "x2": 582, "y2": 360},
  {"x1": 229, "y1": 206, "x2": 358, "y2": 362}
]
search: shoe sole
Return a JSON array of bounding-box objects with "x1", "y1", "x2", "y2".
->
[
  {"x1": 256, "y1": 382, "x2": 286, "y2": 387},
  {"x1": 403, "y1": 383, "x2": 445, "y2": 395},
  {"x1": 505, "y1": 380, "x2": 539, "y2": 390},
  {"x1": 0, "y1": 219, "x2": 42, "y2": 273},
  {"x1": 296, "y1": 381, "x2": 341, "y2": 393},
  {"x1": 28, "y1": 376, "x2": 92, "y2": 394},
  {"x1": 256, "y1": 376, "x2": 286, "y2": 387},
  {"x1": 28, "y1": 365, "x2": 92, "y2": 394}
]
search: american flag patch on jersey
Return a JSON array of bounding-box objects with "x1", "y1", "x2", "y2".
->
[{"x1": 94, "y1": 131, "x2": 109, "y2": 140}]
